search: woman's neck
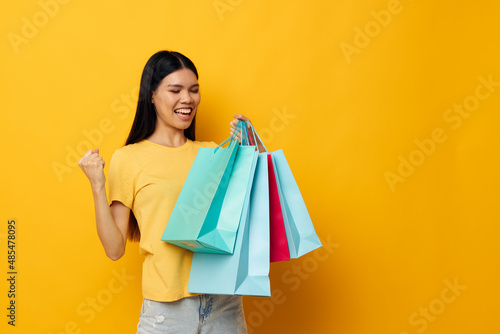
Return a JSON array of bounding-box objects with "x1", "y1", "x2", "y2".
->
[{"x1": 146, "y1": 127, "x2": 187, "y2": 148}]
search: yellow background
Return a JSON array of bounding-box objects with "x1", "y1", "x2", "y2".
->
[{"x1": 1, "y1": 0, "x2": 499, "y2": 333}]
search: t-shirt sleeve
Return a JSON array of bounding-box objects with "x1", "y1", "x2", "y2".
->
[{"x1": 108, "y1": 149, "x2": 134, "y2": 209}]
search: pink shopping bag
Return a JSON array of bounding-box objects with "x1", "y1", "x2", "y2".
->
[{"x1": 268, "y1": 154, "x2": 290, "y2": 262}]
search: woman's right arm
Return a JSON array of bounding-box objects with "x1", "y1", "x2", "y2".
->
[{"x1": 78, "y1": 149, "x2": 130, "y2": 261}]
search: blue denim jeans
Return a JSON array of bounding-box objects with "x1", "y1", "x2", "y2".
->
[{"x1": 136, "y1": 294, "x2": 247, "y2": 333}]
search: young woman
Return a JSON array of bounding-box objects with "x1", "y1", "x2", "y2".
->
[{"x1": 78, "y1": 50, "x2": 254, "y2": 333}]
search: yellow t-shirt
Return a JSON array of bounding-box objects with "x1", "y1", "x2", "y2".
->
[{"x1": 108, "y1": 139, "x2": 217, "y2": 302}]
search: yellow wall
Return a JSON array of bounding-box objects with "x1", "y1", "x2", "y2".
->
[{"x1": 2, "y1": 0, "x2": 499, "y2": 333}]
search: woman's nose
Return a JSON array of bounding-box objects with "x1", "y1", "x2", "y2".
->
[{"x1": 181, "y1": 90, "x2": 193, "y2": 103}]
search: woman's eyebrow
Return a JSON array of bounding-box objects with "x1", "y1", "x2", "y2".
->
[{"x1": 167, "y1": 83, "x2": 199, "y2": 88}]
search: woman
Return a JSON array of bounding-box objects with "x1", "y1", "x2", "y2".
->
[{"x1": 78, "y1": 50, "x2": 254, "y2": 333}]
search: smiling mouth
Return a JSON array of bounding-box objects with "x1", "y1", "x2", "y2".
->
[{"x1": 174, "y1": 108, "x2": 193, "y2": 116}]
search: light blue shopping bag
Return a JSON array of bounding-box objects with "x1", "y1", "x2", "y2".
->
[
  {"x1": 247, "y1": 122, "x2": 322, "y2": 259},
  {"x1": 162, "y1": 122, "x2": 253, "y2": 254},
  {"x1": 270, "y1": 150, "x2": 322, "y2": 258},
  {"x1": 188, "y1": 148, "x2": 270, "y2": 296}
]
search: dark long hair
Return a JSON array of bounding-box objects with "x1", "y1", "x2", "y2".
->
[
  {"x1": 126, "y1": 50, "x2": 198, "y2": 146},
  {"x1": 125, "y1": 50, "x2": 199, "y2": 241}
]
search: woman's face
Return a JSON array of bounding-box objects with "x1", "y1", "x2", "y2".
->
[{"x1": 151, "y1": 68, "x2": 200, "y2": 133}]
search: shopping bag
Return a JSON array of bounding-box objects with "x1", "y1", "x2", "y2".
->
[
  {"x1": 244, "y1": 123, "x2": 289, "y2": 262},
  {"x1": 236, "y1": 130, "x2": 271, "y2": 294},
  {"x1": 187, "y1": 151, "x2": 270, "y2": 296},
  {"x1": 162, "y1": 122, "x2": 251, "y2": 254},
  {"x1": 268, "y1": 154, "x2": 291, "y2": 262},
  {"x1": 247, "y1": 123, "x2": 322, "y2": 259},
  {"x1": 271, "y1": 150, "x2": 322, "y2": 258}
]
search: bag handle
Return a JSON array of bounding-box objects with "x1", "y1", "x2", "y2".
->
[
  {"x1": 240, "y1": 121, "x2": 260, "y2": 151},
  {"x1": 214, "y1": 120, "x2": 243, "y2": 153},
  {"x1": 233, "y1": 120, "x2": 253, "y2": 147},
  {"x1": 247, "y1": 123, "x2": 255, "y2": 146},
  {"x1": 241, "y1": 120, "x2": 249, "y2": 146},
  {"x1": 247, "y1": 122, "x2": 268, "y2": 152}
]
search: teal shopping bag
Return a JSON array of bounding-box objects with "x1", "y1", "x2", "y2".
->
[
  {"x1": 271, "y1": 150, "x2": 322, "y2": 258},
  {"x1": 162, "y1": 122, "x2": 253, "y2": 254},
  {"x1": 187, "y1": 151, "x2": 270, "y2": 296}
]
